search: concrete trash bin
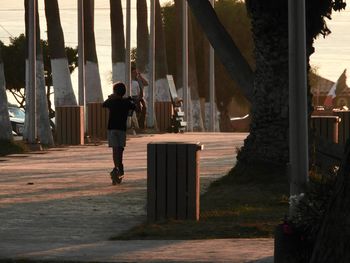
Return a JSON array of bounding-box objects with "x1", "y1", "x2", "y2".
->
[{"x1": 147, "y1": 142, "x2": 203, "y2": 222}]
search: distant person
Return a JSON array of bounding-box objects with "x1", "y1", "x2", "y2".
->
[
  {"x1": 131, "y1": 65, "x2": 148, "y2": 129},
  {"x1": 103, "y1": 82, "x2": 135, "y2": 185}
]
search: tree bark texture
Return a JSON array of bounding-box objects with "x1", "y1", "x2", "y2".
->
[
  {"x1": 0, "y1": 47, "x2": 13, "y2": 141},
  {"x1": 44, "y1": 0, "x2": 77, "y2": 107},
  {"x1": 110, "y1": 0, "x2": 125, "y2": 83},
  {"x1": 136, "y1": 0, "x2": 149, "y2": 73},
  {"x1": 84, "y1": 0, "x2": 103, "y2": 103},
  {"x1": 24, "y1": 0, "x2": 54, "y2": 146},
  {"x1": 237, "y1": 0, "x2": 289, "y2": 165},
  {"x1": 155, "y1": 0, "x2": 168, "y2": 80},
  {"x1": 186, "y1": 0, "x2": 253, "y2": 102}
]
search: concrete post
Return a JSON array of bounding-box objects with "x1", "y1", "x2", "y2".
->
[
  {"x1": 147, "y1": 0, "x2": 155, "y2": 128},
  {"x1": 209, "y1": 0, "x2": 215, "y2": 132},
  {"x1": 182, "y1": 1, "x2": 189, "y2": 131},
  {"x1": 288, "y1": 0, "x2": 309, "y2": 214},
  {"x1": 125, "y1": 0, "x2": 131, "y2": 96},
  {"x1": 78, "y1": 0, "x2": 85, "y2": 107},
  {"x1": 28, "y1": 0, "x2": 37, "y2": 144}
]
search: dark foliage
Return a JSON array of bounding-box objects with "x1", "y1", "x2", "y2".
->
[{"x1": 1, "y1": 34, "x2": 78, "y2": 92}]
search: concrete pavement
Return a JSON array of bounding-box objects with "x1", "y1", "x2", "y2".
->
[{"x1": 0, "y1": 132, "x2": 274, "y2": 262}]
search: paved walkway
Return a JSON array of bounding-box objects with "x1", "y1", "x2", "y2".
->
[{"x1": 0, "y1": 133, "x2": 273, "y2": 262}]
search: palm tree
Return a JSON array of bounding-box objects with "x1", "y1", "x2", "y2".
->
[
  {"x1": 84, "y1": 0, "x2": 103, "y2": 103},
  {"x1": 44, "y1": 0, "x2": 77, "y2": 107},
  {"x1": 136, "y1": 0, "x2": 149, "y2": 74},
  {"x1": 110, "y1": 0, "x2": 125, "y2": 83},
  {"x1": 24, "y1": 0, "x2": 54, "y2": 146},
  {"x1": 154, "y1": 0, "x2": 170, "y2": 102},
  {"x1": 187, "y1": 0, "x2": 347, "y2": 162},
  {"x1": 0, "y1": 45, "x2": 13, "y2": 141},
  {"x1": 188, "y1": 11, "x2": 204, "y2": 131}
]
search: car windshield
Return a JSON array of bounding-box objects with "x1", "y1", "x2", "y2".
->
[{"x1": 8, "y1": 107, "x2": 25, "y2": 119}]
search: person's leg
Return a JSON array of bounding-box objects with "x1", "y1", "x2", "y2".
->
[
  {"x1": 117, "y1": 146, "x2": 124, "y2": 175},
  {"x1": 139, "y1": 100, "x2": 146, "y2": 129},
  {"x1": 131, "y1": 112, "x2": 139, "y2": 129},
  {"x1": 112, "y1": 147, "x2": 119, "y2": 169}
]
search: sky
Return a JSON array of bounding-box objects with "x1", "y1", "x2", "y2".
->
[{"x1": 1, "y1": 1, "x2": 349, "y2": 102}]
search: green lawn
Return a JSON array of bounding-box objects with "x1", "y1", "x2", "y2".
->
[{"x1": 112, "y1": 163, "x2": 289, "y2": 240}]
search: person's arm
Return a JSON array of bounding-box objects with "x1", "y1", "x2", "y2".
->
[
  {"x1": 103, "y1": 94, "x2": 116, "y2": 108},
  {"x1": 137, "y1": 72, "x2": 148, "y2": 86}
]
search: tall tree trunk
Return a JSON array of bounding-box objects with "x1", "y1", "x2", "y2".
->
[
  {"x1": 110, "y1": 0, "x2": 125, "y2": 83},
  {"x1": 0, "y1": 46, "x2": 13, "y2": 141},
  {"x1": 236, "y1": 0, "x2": 289, "y2": 165},
  {"x1": 188, "y1": 12, "x2": 204, "y2": 131},
  {"x1": 136, "y1": 0, "x2": 149, "y2": 73},
  {"x1": 84, "y1": 0, "x2": 103, "y2": 103},
  {"x1": 44, "y1": 0, "x2": 77, "y2": 107},
  {"x1": 24, "y1": 0, "x2": 54, "y2": 146},
  {"x1": 154, "y1": 0, "x2": 170, "y2": 102}
]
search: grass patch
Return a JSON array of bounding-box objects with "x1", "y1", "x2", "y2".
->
[
  {"x1": 112, "y1": 162, "x2": 289, "y2": 240},
  {"x1": 0, "y1": 139, "x2": 28, "y2": 157}
]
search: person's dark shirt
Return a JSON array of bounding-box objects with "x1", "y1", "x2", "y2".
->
[{"x1": 102, "y1": 96, "x2": 135, "y2": 131}]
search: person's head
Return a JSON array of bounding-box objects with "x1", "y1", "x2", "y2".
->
[{"x1": 113, "y1": 82, "x2": 126, "y2": 97}]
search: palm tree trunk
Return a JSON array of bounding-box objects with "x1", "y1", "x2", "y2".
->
[
  {"x1": 236, "y1": 0, "x2": 289, "y2": 165},
  {"x1": 24, "y1": 0, "x2": 54, "y2": 146},
  {"x1": 188, "y1": 12, "x2": 204, "y2": 131},
  {"x1": 0, "y1": 46, "x2": 13, "y2": 140},
  {"x1": 110, "y1": 0, "x2": 125, "y2": 83},
  {"x1": 136, "y1": 0, "x2": 149, "y2": 73},
  {"x1": 44, "y1": 0, "x2": 77, "y2": 107},
  {"x1": 84, "y1": 0, "x2": 103, "y2": 103},
  {"x1": 154, "y1": 0, "x2": 170, "y2": 102}
]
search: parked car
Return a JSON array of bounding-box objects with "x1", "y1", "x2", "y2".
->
[{"x1": 8, "y1": 106, "x2": 25, "y2": 136}]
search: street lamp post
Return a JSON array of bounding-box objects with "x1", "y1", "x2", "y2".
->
[
  {"x1": 28, "y1": 0, "x2": 37, "y2": 144},
  {"x1": 125, "y1": 0, "x2": 131, "y2": 96},
  {"x1": 288, "y1": 0, "x2": 309, "y2": 214},
  {"x1": 147, "y1": 0, "x2": 155, "y2": 128},
  {"x1": 78, "y1": 0, "x2": 85, "y2": 107},
  {"x1": 182, "y1": 1, "x2": 189, "y2": 131},
  {"x1": 209, "y1": 0, "x2": 215, "y2": 132}
]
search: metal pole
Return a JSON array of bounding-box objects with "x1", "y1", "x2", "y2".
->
[
  {"x1": 182, "y1": 0, "x2": 189, "y2": 131},
  {"x1": 288, "y1": 0, "x2": 309, "y2": 214},
  {"x1": 78, "y1": 0, "x2": 85, "y2": 107},
  {"x1": 28, "y1": 0, "x2": 36, "y2": 143},
  {"x1": 147, "y1": 0, "x2": 155, "y2": 128},
  {"x1": 209, "y1": 0, "x2": 215, "y2": 132},
  {"x1": 125, "y1": 0, "x2": 131, "y2": 96}
]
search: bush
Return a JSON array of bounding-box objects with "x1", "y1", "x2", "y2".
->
[{"x1": 289, "y1": 173, "x2": 337, "y2": 262}]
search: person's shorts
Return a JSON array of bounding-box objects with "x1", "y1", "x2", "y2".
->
[{"x1": 107, "y1": 129, "x2": 126, "y2": 147}]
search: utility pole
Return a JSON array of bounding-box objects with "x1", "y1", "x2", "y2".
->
[
  {"x1": 209, "y1": 0, "x2": 215, "y2": 132},
  {"x1": 182, "y1": 0, "x2": 189, "y2": 131},
  {"x1": 28, "y1": 0, "x2": 37, "y2": 145},
  {"x1": 147, "y1": 0, "x2": 155, "y2": 128},
  {"x1": 125, "y1": 0, "x2": 131, "y2": 96},
  {"x1": 288, "y1": 0, "x2": 309, "y2": 214},
  {"x1": 78, "y1": 0, "x2": 85, "y2": 107}
]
